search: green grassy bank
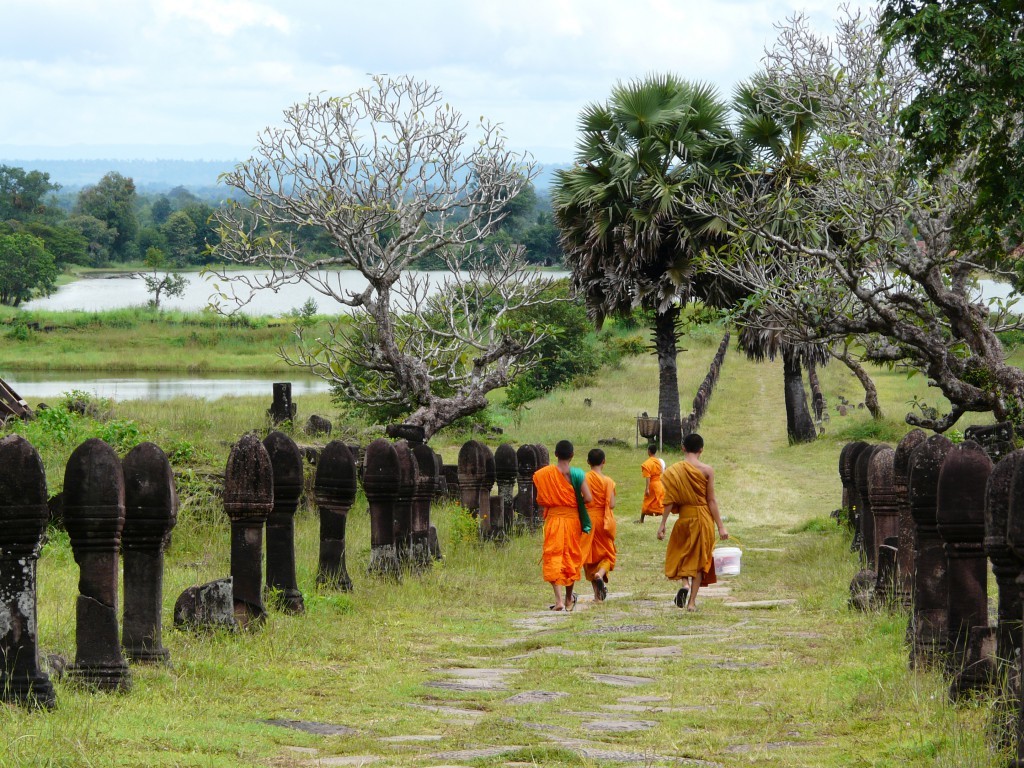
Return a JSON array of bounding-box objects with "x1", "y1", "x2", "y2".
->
[{"x1": 0, "y1": 319, "x2": 1012, "y2": 766}]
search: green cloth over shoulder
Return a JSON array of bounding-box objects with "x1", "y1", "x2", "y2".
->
[{"x1": 568, "y1": 466, "x2": 593, "y2": 533}]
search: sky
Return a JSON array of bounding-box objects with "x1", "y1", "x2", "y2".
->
[{"x1": 1, "y1": 0, "x2": 870, "y2": 163}]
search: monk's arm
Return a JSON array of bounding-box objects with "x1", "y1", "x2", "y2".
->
[
  {"x1": 582, "y1": 481, "x2": 593, "y2": 504},
  {"x1": 608, "y1": 487, "x2": 616, "y2": 509},
  {"x1": 644, "y1": 476, "x2": 651, "y2": 496},
  {"x1": 656, "y1": 501, "x2": 676, "y2": 539},
  {"x1": 706, "y1": 471, "x2": 728, "y2": 539}
]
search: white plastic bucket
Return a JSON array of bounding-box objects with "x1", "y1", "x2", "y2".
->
[{"x1": 713, "y1": 546, "x2": 742, "y2": 576}]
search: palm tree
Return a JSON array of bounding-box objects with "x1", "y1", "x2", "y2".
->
[{"x1": 553, "y1": 74, "x2": 739, "y2": 447}]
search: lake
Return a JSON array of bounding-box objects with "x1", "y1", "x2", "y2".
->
[
  {"x1": 3, "y1": 371, "x2": 331, "y2": 403},
  {"x1": 24, "y1": 269, "x2": 569, "y2": 315}
]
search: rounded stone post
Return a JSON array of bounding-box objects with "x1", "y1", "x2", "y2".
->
[
  {"x1": 516, "y1": 444, "x2": 538, "y2": 531},
  {"x1": 459, "y1": 440, "x2": 495, "y2": 538},
  {"x1": 533, "y1": 444, "x2": 550, "y2": 519},
  {"x1": 64, "y1": 438, "x2": 131, "y2": 692},
  {"x1": 263, "y1": 431, "x2": 305, "y2": 614},
  {"x1": 364, "y1": 438, "x2": 401, "y2": 580},
  {"x1": 494, "y1": 444, "x2": 518, "y2": 537},
  {"x1": 985, "y1": 450, "x2": 1024, "y2": 672},
  {"x1": 854, "y1": 445, "x2": 882, "y2": 567},
  {"x1": 410, "y1": 444, "x2": 437, "y2": 570},
  {"x1": 867, "y1": 447, "x2": 898, "y2": 604},
  {"x1": 392, "y1": 441, "x2": 418, "y2": 564},
  {"x1": 894, "y1": 430, "x2": 928, "y2": 608},
  {"x1": 314, "y1": 441, "x2": 358, "y2": 590},
  {"x1": 223, "y1": 433, "x2": 273, "y2": 628},
  {"x1": 1006, "y1": 451, "x2": 1024, "y2": 764},
  {"x1": 0, "y1": 435, "x2": 56, "y2": 708},
  {"x1": 908, "y1": 433, "x2": 953, "y2": 669},
  {"x1": 121, "y1": 442, "x2": 178, "y2": 663},
  {"x1": 936, "y1": 440, "x2": 993, "y2": 695},
  {"x1": 839, "y1": 441, "x2": 869, "y2": 531}
]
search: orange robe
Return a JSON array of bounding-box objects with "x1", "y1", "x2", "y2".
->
[
  {"x1": 581, "y1": 471, "x2": 617, "y2": 582},
  {"x1": 533, "y1": 464, "x2": 583, "y2": 586},
  {"x1": 641, "y1": 456, "x2": 664, "y2": 517},
  {"x1": 661, "y1": 460, "x2": 717, "y2": 585}
]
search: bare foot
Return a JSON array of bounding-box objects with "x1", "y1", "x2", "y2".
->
[{"x1": 549, "y1": 604, "x2": 564, "y2": 611}]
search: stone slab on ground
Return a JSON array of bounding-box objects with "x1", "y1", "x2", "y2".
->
[
  {"x1": 581, "y1": 718, "x2": 657, "y2": 732},
  {"x1": 427, "y1": 679, "x2": 508, "y2": 692},
  {"x1": 582, "y1": 624, "x2": 657, "y2": 635},
  {"x1": 425, "y1": 746, "x2": 526, "y2": 761},
  {"x1": 589, "y1": 673, "x2": 656, "y2": 686},
  {"x1": 504, "y1": 690, "x2": 568, "y2": 705},
  {"x1": 438, "y1": 667, "x2": 519, "y2": 679},
  {"x1": 265, "y1": 719, "x2": 359, "y2": 736},
  {"x1": 602, "y1": 703, "x2": 710, "y2": 713},
  {"x1": 618, "y1": 695, "x2": 669, "y2": 703},
  {"x1": 305, "y1": 757, "x2": 381, "y2": 766},
  {"x1": 614, "y1": 645, "x2": 684, "y2": 658},
  {"x1": 726, "y1": 599, "x2": 797, "y2": 609},
  {"x1": 725, "y1": 741, "x2": 806, "y2": 753},
  {"x1": 379, "y1": 734, "x2": 444, "y2": 743},
  {"x1": 407, "y1": 702, "x2": 486, "y2": 719},
  {"x1": 543, "y1": 737, "x2": 724, "y2": 766}
]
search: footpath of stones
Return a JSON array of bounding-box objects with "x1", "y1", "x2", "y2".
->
[{"x1": 262, "y1": 542, "x2": 842, "y2": 768}]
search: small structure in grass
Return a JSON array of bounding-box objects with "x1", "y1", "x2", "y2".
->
[
  {"x1": 314, "y1": 441, "x2": 359, "y2": 590},
  {"x1": 263, "y1": 431, "x2": 305, "y2": 614}
]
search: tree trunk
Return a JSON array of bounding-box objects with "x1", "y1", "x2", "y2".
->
[
  {"x1": 782, "y1": 348, "x2": 817, "y2": 444},
  {"x1": 835, "y1": 352, "x2": 883, "y2": 420},
  {"x1": 806, "y1": 360, "x2": 825, "y2": 423},
  {"x1": 653, "y1": 306, "x2": 683, "y2": 449}
]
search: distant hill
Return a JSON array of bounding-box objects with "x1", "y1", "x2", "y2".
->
[{"x1": 1, "y1": 156, "x2": 573, "y2": 195}]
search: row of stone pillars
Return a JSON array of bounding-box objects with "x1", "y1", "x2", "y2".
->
[
  {"x1": 0, "y1": 435, "x2": 178, "y2": 709},
  {"x1": 453, "y1": 440, "x2": 548, "y2": 540},
  {"x1": 838, "y1": 424, "x2": 1024, "y2": 760}
]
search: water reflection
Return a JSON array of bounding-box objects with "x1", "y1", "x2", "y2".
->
[{"x1": 3, "y1": 372, "x2": 331, "y2": 403}]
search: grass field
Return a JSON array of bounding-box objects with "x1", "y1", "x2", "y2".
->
[{"x1": 0, "y1": 319, "x2": 1012, "y2": 767}]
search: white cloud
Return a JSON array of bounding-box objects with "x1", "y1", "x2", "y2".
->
[{"x1": 154, "y1": 0, "x2": 291, "y2": 36}]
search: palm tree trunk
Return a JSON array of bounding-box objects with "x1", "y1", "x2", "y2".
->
[
  {"x1": 782, "y1": 348, "x2": 817, "y2": 444},
  {"x1": 835, "y1": 350, "x2": 883, "y2": 419},
  {"x1": 653, "y1": 306, "x2": 683, "y2": 449},
  {"x1": 807, "y1": 360, "x2": 825, "y2": 423}
]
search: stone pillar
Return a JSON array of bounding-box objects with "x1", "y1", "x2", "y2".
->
[
  {"x1": 121, "y1": 442, "x2": 178, "y2": 663},
  {"x1": 908, "y1": 433, "x2": 953, "y2": 669},
  {"x1": 494, "y1": 443, "x2": 518, "y2": 537},
  {"x1": 868, "y1": 447, "x2": 898, "y2": 599},
  {"x1": 0, "y1": 435, "x2": 56, "y2": 708},
  {"x1": 1007, "y1": 452, "x2": 1024, "y2": 765},
  {"x1": 430, "y1": 452, "x2": 445, "y2": 560},
  {"x1": 839, "y1": 440, "x2": 869, "y2": 532},
  {"x1": 223, "y1": 433, "x2": 273, "y2": 628},
  {"x1": 854, "y1": 445, "x2": 882, "y2": 568},
  {"x1": 893, "y1": 430, "x2": 927, "y2": 608},
  {"x1": 392, "y1": 441, "x2": 418, "y2": 564},
  {"x1": 263, "y1": 431, "x2": 305, "y2": 614},
  {"x1": 458, "y1": 440, "x2": 494, "y2": 538},
  {"x1": 533, "y1": 444, "x2": 550, "y2": 519},
  {"x1": 985, "y1": 451, "x2": 1024, "y2": 682},
  {"x1": 64, "y1": 438, "x2": 131, "y2": 692},
  {"x1": 268, "y1": 382, "x2": 296, "y2": 425},
  {"x1": 364, "y1": 438, "x2": 401, "y2": 580},
  {"x1": 516, "y1": 444, "x2": 539, "y2": 531},
  {"x1": 936, "y1": 440, "x2": 993, "y2": 695},
  {"x1": 314, "y1": 441, "x2": 358, "y2": 590},
  {"x1": 441, "y1": 465, "x2": 460, "y2": 502},
  {"x1": 410, "y1": 444, "x2": 437, "y2": 570}
]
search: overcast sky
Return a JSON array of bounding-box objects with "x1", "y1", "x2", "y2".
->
[{"x1": 1, "y1": 0, "x2": 870, "y2": 163}]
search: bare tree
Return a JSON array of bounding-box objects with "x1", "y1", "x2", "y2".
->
[
  {"x1": 697, "y1": 10, "x2": 1024, "y2": 432},
  {"x1": 208, "y1": 76, "x2": 558, "y2": 438}
]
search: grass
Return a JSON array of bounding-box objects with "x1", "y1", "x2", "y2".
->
[{"x1": 0, "y1": 321, "x2": 1013, "y2": 766}]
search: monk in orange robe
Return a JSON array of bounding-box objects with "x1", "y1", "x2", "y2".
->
[
  {"x1": 640, "y1": 444, "x2": 665, "y2": 522},
  {"x1": 534, "y1": 439, "x2": 592, "y2": 611},
  {"x1": 657, "y1": 432, "x2": 729, "y2": 611},
  {"x1": 580, "y1": 448, "x2": 617, "y2": 603}
]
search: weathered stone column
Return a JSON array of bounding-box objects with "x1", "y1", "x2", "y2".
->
[
  {"x1": 516, "y1": 444, "x2": 539, "y2": 531},
  {"x1": 855, "y1": 445, "x2": 882, "y2": 568},
  {"x1": 364, "y1": 438, "x2": 401, "y2": 580},
  {"x1": 268, "y1": 382, "x2": 296, "y2": 425},
  {"x1": 64, "y1": 438, "x2": 131, "y2": 692},
  {"x1": 263, "y1": 431, "x2": 304, "y2": 614},
  {"x1": 1007, "y1": 452, "x2": 1024, "y2": 765},
  {"x1": 533, "y1": 444, "x2": 550, "y2": 519},
  {"x1": 985, "y1": 450, "x2": 1024, "y2": 674},
  {"x1": 223, "y1": 433, "x2": 273, "y2": 628},
  {"x1": 839, "y1": 440, "x2": 869, "y2": 533},
  {"x1": 430, "y1": 452, "x2": 445, "y2": 560},
  {"x1": 392, "y1": 441, "x2": 418, "y2": 564},
  {"x1": 894, "y1": 430, "x2": 927, "y2": 608},
  {"x1": 121, "y1": 442, "x2": 178, "y2": 663},
  {"x1": 314, "y1": 441, "x2": 358, "y2": 590},
  {"x1": 867, "y1": 447, "x2": 898, "y2": 605},
  {"x1": 908, "y1": 433, "x2": 953, "y2": 669},
  {"x1": 494, "y1": 443, "x2": 518, "y2": 537},
  {"x1": 0, "y1": 435, "x2": 56, "y2": 708},
  {"x1": 410, "y1": 444, "x2": 437, "y2": 570},
  {"x1": 458, "y1": 440, "x2": 494, "y2": 538},
  {"x1": 936, "y1": 440, "x2": 993, "y2": 696}
]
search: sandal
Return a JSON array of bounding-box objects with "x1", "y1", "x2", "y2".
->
[
  {"x1": 594, "y1": 579, "x2": 608, "y2": 602},
  {"x1": 565, "y1": 594, "x2": 578, "y2": 612},
  {"x1": 674, "y1": 587, "x2": 689, "y2": 609},
  {"x1": 548, "y1": 604, "x2": 564, "y2": 611}
]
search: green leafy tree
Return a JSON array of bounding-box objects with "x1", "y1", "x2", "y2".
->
[
  {"x1": 0, "y1": 233, "x2": 58, "y2": 306},
  {"x1": 880, "y1": 1, "x2": 1024, "y2": 244},
  {"x1": 75, "y1": 172, "x2": 139, "y2": 261},
  {"x1": 0, "y1": 165, "x2": 59, "y2": 222},
  {"x1": 553, "y1": 74, "x2": 738, "y2": 447},
  {"x1": 140, "y1": 247, "x2": 187, "y2": 310},
  {"x1": 150, "y1": 196, "x2": 172, "y2": 226},
  {"x1": 23, "y1": 222, "x2": 89, "y2": 267},
  {"x1": 64, "y1": 214, "x2": 116, "y2": 266},
  {"x1": 161, "y1": 210, "x2": 198, "y2": 265}
]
